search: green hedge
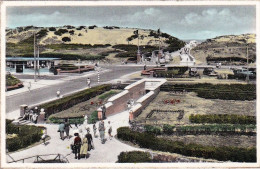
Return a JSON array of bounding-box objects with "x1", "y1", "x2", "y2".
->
[
  {"x1": 118, "y1": 151, "x2": 152, "y2": 163},
  {"x1": 143, "y1": 124, "x2": 255, "y2": 136},
  {"x1": 41, "y1": 84, "x2": 111, "y2": 118},
  {"x1": 160, "y1": 83, "x2": 256, "y2": 100},
  {"x1": 98, "y1": 91, "x2": 118, "y2": 100},
  {"x1": 49, "y1": 117, "x2": 84, "y2": 124},
  {"x1": 117, "y1": 127, "x2": 256, "y2": 162},
  {"x1": 88, "y1": 111, "x2": 98, "y2": 124},
  {"x1": 6, "y1": 120, "x2": 44, "y2": 152},
  {"x1": 189, "y1": 114, "x2": 256, "y2": 125}
]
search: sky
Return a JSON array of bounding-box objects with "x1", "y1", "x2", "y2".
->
[{"x1": 6, "y1": 6, "x2": 256, "y2": 40}]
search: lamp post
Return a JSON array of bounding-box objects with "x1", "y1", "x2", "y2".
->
[{"x1": 246, "y1": 44, "x2": 249, "y2": 83}]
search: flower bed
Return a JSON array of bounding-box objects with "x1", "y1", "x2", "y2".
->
[{"x1": 117, "y1": 127, "x2": 256, "y2": 162}]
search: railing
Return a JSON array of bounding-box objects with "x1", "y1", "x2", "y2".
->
[{"x1": 8, "y1": 153, "x2": 70, "y2": 163}]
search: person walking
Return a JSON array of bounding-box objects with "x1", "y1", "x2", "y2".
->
[
  {"x1": 107, "y1": 121, "x2": 113, "y2": 140},
  {"x1": 93, "y1": 123, "x2": 97, "y2": 138},
  {"x1": 41, "y1": 128, "x2": 47, "y2": 145},
  {"x1": 58, "y1": 122, "x2": 65, "y2": 140},
  {"x1": 64, "y1": 118, "x2": 72, "y2": 139},
  {"x1": 98, "y1": 120, "x2": 106, "y2": 144},
  {"x1": 87, "y1": 78, "x2": 91, "y2": 88},
  {"x1": 57, "y1": 89, "x2": 61, "y2": 98},
  {"x1": 28, "y1": 82, "x2": 31, "y2": 92},
  {"x1": 86, "y1": 128, "x2": 94, "y2": 151},
  {"x1": 80, "y1": 134, "x2": 88, "y2": 159},
  {"x1": 73, "y1": 133, "x2": 82, "y2": 160}
]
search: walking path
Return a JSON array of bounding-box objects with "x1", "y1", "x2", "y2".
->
[{"x1": 6, "y1": 110, "x2": 141, "y2": 163}]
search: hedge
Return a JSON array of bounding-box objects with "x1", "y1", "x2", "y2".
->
[
  {"x1": 6, "y1": 120, "x2": 44, "y2": 152},
  {"x1": 117, "y1": 127, "x2": 256, "y2": 162},
  {"x1": 189, "y1": 114, "x2": 256, "y2": 125},
  {"x1": 118, "y1": 151, "x2": 152, "y2": 163},
  {"x1": 88, "y1": 111, "x2": 98, "y2": 124},
  {"x1": 40, "y1": 84, "x2": 111, "y2": 118},
  {"x1": 143, "y1": 124, "x2": 255, "y2": 136},
  {"x1": 48, "y1": 117, "x2": 84, "y2": 124},
  {"x1": 160, "y1": 83, "x2": 256, "y2": 101}
]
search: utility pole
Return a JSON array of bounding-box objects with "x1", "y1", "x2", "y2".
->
[
  {"x1": 37, "y1": 45, "x2": 40, "y2": 76},
  {"x1": 34, "y1": 33, "x2": 36, "y2": 82},
  {"x1": 246, "y1": 44, "x2": 249, "y2": 83}
]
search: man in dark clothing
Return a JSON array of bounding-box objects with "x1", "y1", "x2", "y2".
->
[
  {"x1": 86, "y1": 129, "x2": 93, "y2": 151},
  {"x1": 101, "y1": 105, "x2": 106, "y2": 120},
  {"x1": 64, "y1": 118, "x2": 72, "y2": 139},
  {"x1": 74, "y1": 133, "x2": 82, "y2": 160}
]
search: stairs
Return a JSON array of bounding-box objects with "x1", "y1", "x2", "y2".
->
[{"x1": 12, "y1": 116, "x2": 33, "y2": 125}]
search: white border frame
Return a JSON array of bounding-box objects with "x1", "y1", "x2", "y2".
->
[{"x1": 1, "y1": 1, "x2": 260, "y2": 168}]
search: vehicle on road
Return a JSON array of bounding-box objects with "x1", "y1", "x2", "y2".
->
[
  {"x1": 203, "y1": 67, "x2": 217, "y2": 76},
  {"x1": 233, "y1": 68, "x2": 255, "y2": 79},
  {"x1": 189, "y1": 67, "x2": 199, "y2": 77}
]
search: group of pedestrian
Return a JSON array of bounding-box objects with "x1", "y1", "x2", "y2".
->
[
  {"x1": 71, "y1": 127, "x2": 94, "y2": 160},
  {"x1": 58, "y1": 118, "x2": 72, "y2": 140},
  {"x1": 57, "y1": 116, "x2": 113, "y2": 160},
  {"x1": 22, "y1": 107, "x2": 39, "y2": 124}
]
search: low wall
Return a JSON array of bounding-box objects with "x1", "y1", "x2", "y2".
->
[{"x1": 98, "y1": 79, "x2": 166, "y2": 119}]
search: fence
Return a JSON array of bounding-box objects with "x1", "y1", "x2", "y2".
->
[{"x1": 8, "y1": 153, "x2": 69, "y2": 163}]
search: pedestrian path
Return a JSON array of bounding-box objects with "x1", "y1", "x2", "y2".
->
[{"x1": 6, "y1": 110, "x2": 141, "y2": 163}]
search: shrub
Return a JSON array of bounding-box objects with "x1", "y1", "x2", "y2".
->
[
  {"x1": 117, "y1": 127, "x2": 256, "y2": 162},
  {"x1": 189, "y1": 114, "x2": 256, "y2": 125},
  {"x1": 69, "y1": 30, "x2": 74, "y2": 35},
  {"x1": 49, "y1": 117, "x2": 84, "y2": 124},
  {"x1": 36, "y1": 29, "x2": 48, "y2": 39},
  {"x1": 6, "y1": 74, "x2": 21, "y2": 86},
  {"x1": 88, "y1": 111, "x2": 98, "y2": 124},
  {"x1": 163, "y1": 124, "x2": 174, "y2": 135},
  {"x1": 54, "y1": 29, "x2": 68, "y2": 36},
  {"x1": 144, "y1": 125, "x2": 162, "y2": 135},
  {"x1": 98, "y1": 91, "x2": 118, "y2": 100},
  {"x1": 88, "y1": 25, "x2": 97, "y2": 29},
  {"x1": 6, "y1": 120, "x2": 44, "y2": 152},
  {"x1": 118, "y1": 151, "x2": 152, "y2": 163},
  {"x1": 62, "y1": 37, "x2": 71, "y2": 42},
  {"x1": 160, "y1": 83, "x2": 256, "y2": 101},
  {"x1": 49, "y1": 27, "x2": 56, "y2": 31},
  {"x1": 42, "y1": 84, "x2": 111, "y2": 118}
]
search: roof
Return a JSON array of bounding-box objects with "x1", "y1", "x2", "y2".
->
[{"x1": 6, "y1": 57, "x2": 60, "y2": 61}]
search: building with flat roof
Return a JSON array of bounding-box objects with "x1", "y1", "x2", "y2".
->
[{"x1": 6, "y1": 57, "x2": 60, "y2": 73}]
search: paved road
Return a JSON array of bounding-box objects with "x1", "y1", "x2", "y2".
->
[{"x1": 6, "y1": 65, "x2": 143, "y2": 113}]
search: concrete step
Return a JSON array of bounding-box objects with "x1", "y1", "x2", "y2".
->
[{"x1": 18, "y1": 120, "x2": 32, "y2": 125}]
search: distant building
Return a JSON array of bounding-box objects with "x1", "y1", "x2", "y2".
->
[{"x1": 6, "y1": 57, "x2": 60, "y2": 73}]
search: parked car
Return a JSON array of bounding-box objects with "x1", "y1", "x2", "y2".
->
[
  {"x1": 189, "y1": 67, "x2": 199, "y2": 77},
  {"x1": 233, "y1": 68, "x2": 255, "y2": 79},
  {"x1": 203, "y1": 67, "x2": 217, "y2": 76}
]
